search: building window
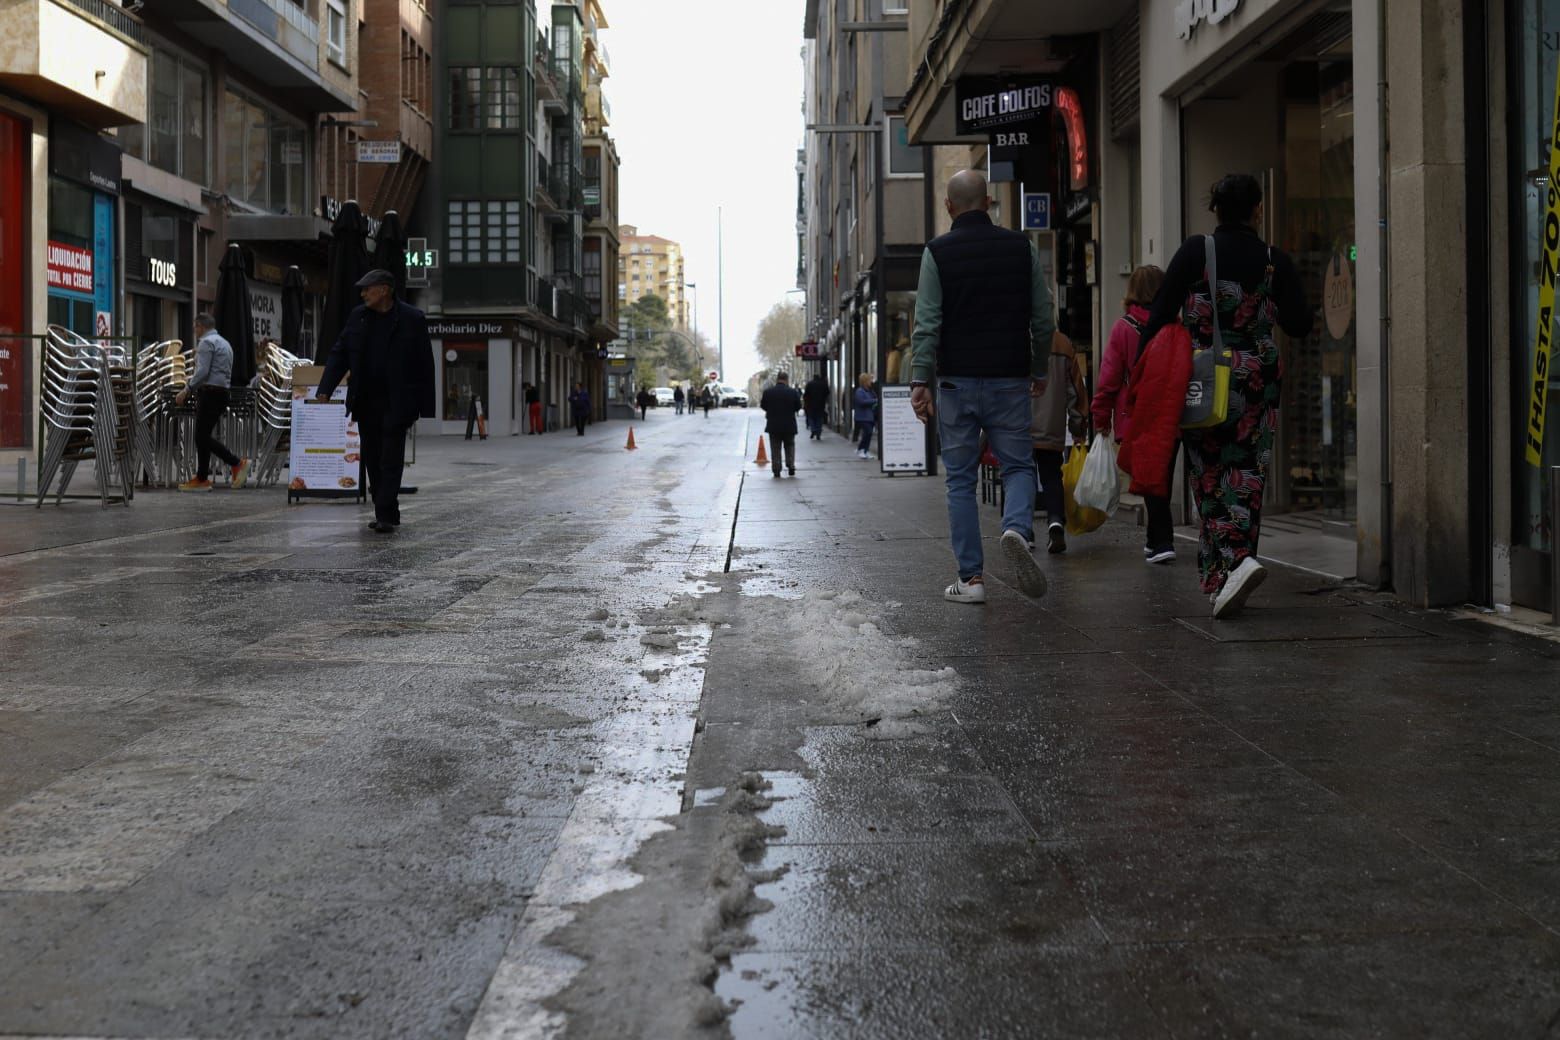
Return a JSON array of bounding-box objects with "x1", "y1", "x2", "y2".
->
[
  {"x1": 885, "y1": 116, "x2": 923, "y2": 176},
  {"x1": 221, "y1": 89, "x2": 306, "y2": 213},
  {"x1": 448, "y1": 199, "x2": 522, "y2": 264},
  {"x1": 449, "y1": 67, "x2": 482, "y2": 130},
  {"x1": 450, "y1": 66, "x2": 520, "y2": 130},
  {"x1": 326, "y1": 0, "x2": 348, "y2": 68},
  {"x1": 485, "y1": 67, "x2": 521, "y2": 129},
  {"x1": 121, "y1": 45, "x2": 209, "y2": 185},
  {"x1": 583, "y1": 239, "x2": 602, "y2": 303}
]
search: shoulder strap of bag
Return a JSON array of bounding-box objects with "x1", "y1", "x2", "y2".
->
[{"x1": 1204, "y1": 234, "x2": 1224, "y2": 354}]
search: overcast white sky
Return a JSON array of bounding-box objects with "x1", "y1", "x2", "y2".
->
[{"x1": 603, "y1": 0, "x2": 805, "y2": 384}]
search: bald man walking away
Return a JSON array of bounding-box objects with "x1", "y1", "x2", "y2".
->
[{"x1": 909, "y1": 170, "x2": 1055, "y2": 604}]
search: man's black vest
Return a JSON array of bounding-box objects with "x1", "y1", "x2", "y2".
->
[{"x1": 927, "y1": 210, "x2": 1032, "y2": 378}]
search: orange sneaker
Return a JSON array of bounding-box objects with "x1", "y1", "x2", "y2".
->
[
  {"x1": 231, "y1": 457, "x2": 251, "y2": 489},
  {"x1": 177, "y1": 478, "x2": 213, "y2": 492}
]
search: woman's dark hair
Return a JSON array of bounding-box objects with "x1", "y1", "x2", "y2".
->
[{"x1": 1209, "y1": 174, "x2": 1263, "y2": 225}]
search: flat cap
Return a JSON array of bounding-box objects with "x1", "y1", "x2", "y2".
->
[{"x1": 355, "y1": 269, "x2": 395, "y2": 288}]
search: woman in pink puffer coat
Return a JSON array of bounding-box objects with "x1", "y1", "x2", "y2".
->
[{"x1": 1090, "y1": 266, "x2": 1169, "y2": 562}]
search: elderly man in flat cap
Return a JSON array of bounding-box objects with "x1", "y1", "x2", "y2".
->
[{"x1": 316, "y1": 269, "x2": 436, "y2": 532}]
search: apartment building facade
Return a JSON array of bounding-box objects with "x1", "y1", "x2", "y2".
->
[
  {"x1": 800, "y1": 0, "x2": 932, "y2": 432},
  {"x1": 617, "y1": 225, "x2": 687, "y2": 329},
  {"x1": 425, "y1": 0, "x2": 606, "y2": 434},
  {"x1": 1, "y1": 0, "x2": 374, "y2": 467},
  {"x1": 887, "y1": 0, "x2": 1555, "y2": 615},
  {"x1": 581, "y1": 0, "x2": 620, "y2": 353}
]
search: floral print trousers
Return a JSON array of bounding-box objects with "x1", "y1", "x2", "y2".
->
[{"x1": 1183, "y1": 342, "x2": 1280, "y2": 596}]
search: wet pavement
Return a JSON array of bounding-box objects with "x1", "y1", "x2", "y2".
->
[{"x1": 1, "y1": 407, "x2": 1557, "y2": 1038}]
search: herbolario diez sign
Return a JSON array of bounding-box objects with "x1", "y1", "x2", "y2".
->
[{"x1": 955, "y1": 77, "x2": 1054, "y2": 136}]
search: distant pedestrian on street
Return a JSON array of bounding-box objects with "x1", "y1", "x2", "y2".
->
[
  {"x1": 316, "y1": 269, "x2": 436, "y2": 533},
  {"x1": 635, "y1": 386, "x2": 652, "y2": 421},
  {"x1": 569, "y1": 382, "x2": 591, "y2": 436},
  {"x1": 852, "y1": 373, "x2": 878, "y2": 459},
  {"x1": 673, "y1": 385, "x2": 685, "y2": 415},
  {"x1": 1092, "y1": 265, "x2": 1169, "y2": 561},
  {"x1": 908, "y1": 169, "x2": 1055, "y2": 604},
  {"x1": 700, "y1": 386, "x2": 713, "y2": 417},
  {"x1": 1128, "y1": 173, "x2": 1312, "y2": 618},
  {"x1": 803, "y1": 373, "x2": 829, "y2": 440},
  {"x1": 1030, "y1": 330, "x2": 1088, "y2": 555},
  {"x1": 760, "y1": 371, "x2": 803, "y2": 478},
  {"x1": 524, "y1": 381, "x2": 543, "y2": 434},
  {"x1": 176, "y1": 313, "x2": 249, "y2": 492}
]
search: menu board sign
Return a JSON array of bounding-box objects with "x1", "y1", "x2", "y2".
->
[
  {"x1": 288, "y1": 365, "x2": 361, "y2": 494},
  {"x1": 878, "y1": 385, "x2": 928, "y2": 474}
]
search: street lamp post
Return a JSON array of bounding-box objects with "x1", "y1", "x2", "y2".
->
[{"x1": 685, "y1": 281, "x2": 698, "y2": 373}]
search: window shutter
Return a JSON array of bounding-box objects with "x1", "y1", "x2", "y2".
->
[{"x1": 1108, "y1": 10, "x2": 1140, "y2": 141}]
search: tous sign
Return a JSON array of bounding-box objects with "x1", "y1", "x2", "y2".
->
[
  {"x1": 149, "y1": 258, "x2": 177, "y2": 288},
  {"x1": 1174, "y1": 0, "x2": 1240, "y2": 40}
]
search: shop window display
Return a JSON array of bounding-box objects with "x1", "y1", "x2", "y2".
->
[{"x1": 1516, "y1": 0, "x2": 1560, "y2": 558}]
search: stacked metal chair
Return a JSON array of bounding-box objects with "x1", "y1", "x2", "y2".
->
[
  {"x1": 253, "y1": 340, "x2": 305, "y2": 487},
  {"x1": 36, "y1": 325, "x2": 133, "y2": 507},
  {"x1": 133, "y1": 339, "x2": 193, "y2": 486}
]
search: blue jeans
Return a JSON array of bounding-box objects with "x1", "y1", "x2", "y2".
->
[
  {"x1": 856, "y1": 420, "x2": 875, "y2": 452},
  {"x1": 936, "y1": 376, "x2": 1036, "y2": 581}
]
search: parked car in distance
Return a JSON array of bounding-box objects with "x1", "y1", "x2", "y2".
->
[
  {"x1": 653, "y1": 387, "x2": 674, "y2": 407},
  {"x1": 719, "y1": 385, "x2": 749, "y2": 408}
]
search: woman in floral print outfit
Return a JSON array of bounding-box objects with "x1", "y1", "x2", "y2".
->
[{"x1": 1136, "y1": 175, "x2": 1315, "y2": 618}]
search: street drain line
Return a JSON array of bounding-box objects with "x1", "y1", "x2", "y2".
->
[{"x1": 722, "y1": 471, "x2": 745, "y2": 574}]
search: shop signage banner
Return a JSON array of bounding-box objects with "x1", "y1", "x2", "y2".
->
[
  {"x1": 250, "y1": 283, "x2": 283, "y2": 344},
  {"x1": 46, "y1": 242, "x2": 93, "y2": 293},
  {"x1": 1023, "y1": 193, "x2": 1051, "y2": 231},
  {"x1": 795, "y1": 340, "x2": 820, "y2": 359},
  {"x1": 1526, "y1": 48, "x2": 1560, "y2": 467},
  {"x1": 356, "y1": 140, "x2": 401, "y2": 164},
  {"x1": 93, "y1": 195, "x2": 115, "y2": 327},
  {"x1": 955, "y1": 77, "x2": 1053, "y2": 135},
  {"x1": 427, "y1": 318, "x2": 516, "y2": 338},
  {"x1": 879, "y1": 385, "x2": 928, "y2": 474},
  {"x1": 288, "y1": 366, "x2": 360, "y2": 493},
  {"x1": 1174, "y1": 0, "x2": 1240, "y2": 40}
]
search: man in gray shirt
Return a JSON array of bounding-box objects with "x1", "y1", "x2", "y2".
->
[{"x1": 175, "y1": 313, "x2": 249, "y2": 491}]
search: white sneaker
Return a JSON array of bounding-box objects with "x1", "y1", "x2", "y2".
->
[
  {"x1": 999, "y1": 529, "x2": 1047, "y2": 598},
  {"x1": 1212, "y1": 557, "x2": 1266, "y2": 619},
  {"x1": 944, "y1": 577, "x2": 987, "y2": 604}
]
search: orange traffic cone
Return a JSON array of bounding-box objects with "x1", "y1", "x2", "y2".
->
[
  {"x1": 625, "y1": 426, "x2": 638, "y2": 450},
  {"x1": 754, "y1": 435, "x2": 769, "y2": 468}
]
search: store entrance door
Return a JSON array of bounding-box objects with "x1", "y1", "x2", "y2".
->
[{"x1": 1273, "y1": 38, "x2": 1357, "y2": 522}]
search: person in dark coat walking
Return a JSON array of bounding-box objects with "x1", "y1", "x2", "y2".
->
[
  {"x1": 316, "y1": 269, "x2": 436, "y2": 533},
  {"x1": 673, "y1": 385, "x2": 685, "y2": 415},
  {"x1": 635, "y1": 386, "x2": 652, "y2": 421},
  {"x1": 569, "y1": 382, "x2": 591, "y2": 435},
  {"x1": 700, "y1": 385, "x2": 713, "y2": 417},
  {"x1": 802, "y1": 373, "x2": 829, "y2": 440},
  {"x1": 760, "y1": 371, "x2": 803, "y2": 477}
]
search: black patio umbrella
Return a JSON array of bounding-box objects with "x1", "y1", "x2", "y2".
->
[
  {"x1": 316, "y1": 200, "x2": 369, "y2": 362},
  {"x1": 371, "y1": 210, "x2": 407, "y2": 294},
  {"x1": 214, "y1": 243, "x2": 255, "y2": 387},
  {"x1": 280, "y1": 265, "x2": 306, "y2": 358}
]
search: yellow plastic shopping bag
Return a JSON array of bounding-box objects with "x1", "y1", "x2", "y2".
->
[{"x1": 1063, "y1": 442, "x2": 1109, "y2": 535}]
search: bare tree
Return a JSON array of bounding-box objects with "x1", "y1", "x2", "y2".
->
[{"x1": 752, "y1": 299, "x2": 805, "y2": 370}]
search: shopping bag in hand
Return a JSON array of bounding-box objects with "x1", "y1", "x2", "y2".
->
[
  {"x1": 1063, "y1": 442, "x2": 1109, "y2": 535},
  {"x1": 1073, "y1": 433, "x2": 1120, "y2": 515}
]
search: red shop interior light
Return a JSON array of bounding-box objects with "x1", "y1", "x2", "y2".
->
[{"x1": 1054, "y1": 87, "x2": 1088, "y2": 189}]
